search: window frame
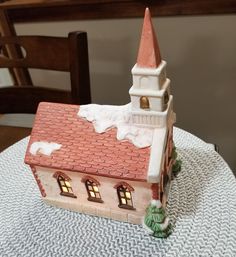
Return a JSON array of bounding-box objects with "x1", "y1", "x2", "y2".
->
[
  {"x1": 53, "y1": 171, "x2": 77, "y2": 198},
  {"x1": 82, "y1": 176, "x2": 104, "y2": 203},
  {"x1": 114, "y1": 182, "x2": 135, "y2": 210}
]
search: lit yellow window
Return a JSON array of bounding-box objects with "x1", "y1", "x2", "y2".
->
[
  {"x1": 90, "y1": 191, "x2": 95, "y2": 198},
  {"x1": 57, "y1": 175, "x2": 76, "y2": 198},
  {"x1": 125, "y1": 192, "x2": 131, "y2": 199},
  {"x1": 62, "y1": 186, "x2": 68, "y2": 192},
  {"x1": 121, "y1": 198, "x2": 126, "y2": 205},
  {"x1": 117, "y1": 184, "x2": 134, "y2": 209},
  {"x1": 85, "y1": 179, "x2": 103, "y2": 203},
  {"x1": 65, "y1": 181, "x2": 71, "y2": 187}
]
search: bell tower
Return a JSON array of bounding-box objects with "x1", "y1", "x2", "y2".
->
[{"x1": 129, "y1": 8, "x2": 173, "y2": 127}]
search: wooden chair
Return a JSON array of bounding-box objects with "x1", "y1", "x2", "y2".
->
[
  {"x1": 0, "y1": 31, "x2": 91, "y2": 113},
  {"x1": 0, "y1": 31, "x2": 91, "y2": 151}
]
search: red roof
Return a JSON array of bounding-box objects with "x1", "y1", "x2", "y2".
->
[
  {"x1": 137, "y1": 8, "x2": 162, "y2": 68},
  {"x1": 25, "y1": 102, "x2": 151, "y2": 182}
]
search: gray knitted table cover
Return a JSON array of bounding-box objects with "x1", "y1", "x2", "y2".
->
[{"x1": 0, "y1": 127, "x2": 236, "y2": 257}]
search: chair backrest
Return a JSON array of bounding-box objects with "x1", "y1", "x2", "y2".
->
[{"x1": 0, "y1": 31, "x2": 91, "y2": 113}]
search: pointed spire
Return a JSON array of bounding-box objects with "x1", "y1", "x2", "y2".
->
[{"x1": 137, "y1": 8, "x2": 162, "y2": 68}]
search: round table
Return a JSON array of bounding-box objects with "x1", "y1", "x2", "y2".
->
[{"x1": 0, "y1": 127, "x2": 236, "y2": 257}]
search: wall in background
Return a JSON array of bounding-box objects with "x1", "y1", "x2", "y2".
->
[
  {"x1": 0, "y1": 68, "x2": 12, "y2": 86},
  {"x1": 14, "y1": 14, "x2": 236, "y2": 171}
]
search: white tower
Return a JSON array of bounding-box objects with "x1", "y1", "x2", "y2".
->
[{"x1": 129, "y1": 8, "x2": 174, "y2": 128}]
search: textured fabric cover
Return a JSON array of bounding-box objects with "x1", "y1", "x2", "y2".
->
[{"x1": 0, "y1": 127, "x2": 236, "y2": 257}]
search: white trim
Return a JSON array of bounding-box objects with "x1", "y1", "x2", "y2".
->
[
  {"x1": 129, "y1": 79, "x2": 170, "y2": 97},
  {"x1": 131, "y1": 60, "x2": 166, "y2": 75},
  {"x1": 147, "y1": 127, "x2": 167, "y2": 183}
]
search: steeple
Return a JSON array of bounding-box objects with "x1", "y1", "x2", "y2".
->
[
  {"x1": 129, "y1": 8, "x2": 173, "y2": 128},
  {"x1": 137, "y1": 8, "x2": 162, "y2": 68}
]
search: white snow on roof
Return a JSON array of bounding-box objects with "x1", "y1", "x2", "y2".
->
[
  {"x1": 78, "y1": 103, "x2": 155, "y2": 148},
  {"x1": 30, "y1": 141, "x2": 62, "y2": 156}
]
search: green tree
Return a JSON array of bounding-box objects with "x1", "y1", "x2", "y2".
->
[
  {"x1": 143, "y1": 200, "x2": 171, "y2": 238},
  {"x1": 172, "y1": 146, "x2": 182, "y2": 176}
]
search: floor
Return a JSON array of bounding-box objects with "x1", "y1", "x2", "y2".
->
[{"x1": 0, "y1": 126, "x2": 31, "y2": 152}]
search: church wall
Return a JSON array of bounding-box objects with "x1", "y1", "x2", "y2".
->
[{"x1": 34, "y1": 166, "x2": 153, "y2": 224}]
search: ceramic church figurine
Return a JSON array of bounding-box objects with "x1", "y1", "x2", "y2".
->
[{"x1": 25, "y1": 8, "x2": 180, "y2": 238}]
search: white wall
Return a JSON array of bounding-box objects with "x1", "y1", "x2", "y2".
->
[
  {"x1": 36, "y1": 166, "x2": 152, "y2": 224},
  {"x1": 14, "y1": 15, "x2": 236, "y2": 172}
]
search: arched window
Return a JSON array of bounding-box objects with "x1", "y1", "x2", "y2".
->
[
  {"x1": 81, "y1": 176, "x2": 103, "y2": 203},
  {"x1": 53, "y1": 171, "x2": 76, "y2": 198},
  {"x1": 140, "y1": 96, "x2": 150, "y2": 109},
  {"x1": 114, "y1": 182, "x2": 135, "y2": 210}
]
